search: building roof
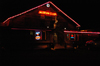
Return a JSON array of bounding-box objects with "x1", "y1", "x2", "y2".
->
[{"x1": 2, "y1": 1, "x2": 81, "y2": 27}]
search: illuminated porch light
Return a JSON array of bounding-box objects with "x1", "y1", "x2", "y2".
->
[
  {"x1": 64, "y1": 28, "x2": 66, "y2": 30},
  {"x1": 47, "y1": 26, "x2": 49, "y2": 28},
  {"x1": 46, "y1": 4, "x2": 50, "y2": 7}
]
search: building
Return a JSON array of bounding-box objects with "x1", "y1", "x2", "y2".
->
[{"x1": 0, "y1": 1, "x2": 100, "y2": 49}]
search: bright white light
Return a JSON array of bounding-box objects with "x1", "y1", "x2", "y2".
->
[
  {"x1": 36, "y1": 32, "x2": 40, "y2": 34},
  {"x1": 47, "y1": 26, "x2": 49, "y2": 28},
  {"x1": 64, "y1": 28, "x2": 66, "y2": 30},
  {"x1": 46, "y1": 4, "x2": 50, "y2": 7}
]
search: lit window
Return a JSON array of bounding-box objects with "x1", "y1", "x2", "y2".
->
[
  {"x1": 30, "y1": 31, "x2": 33, "y2": 35},
  {"x1": 67, "y1": 34, "x2": 69, "y2": 36},
  {"x1": 47, "y1": 26, "x2": 49, "y2": 28},
  {"x1": 64, "y1": 28, "x2": 66, "y2": 30},
  {"x1": 67, "y1": 34, "x2": 69, "y2": 40}
]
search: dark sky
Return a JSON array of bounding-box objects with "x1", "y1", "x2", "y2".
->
[{"x1": 0, "y1": 0, "x2": 100, "y2": 30}]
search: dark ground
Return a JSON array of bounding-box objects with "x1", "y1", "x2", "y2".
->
[{"x1": 1, "y1": 48, "x2": 100, "y2": 66}]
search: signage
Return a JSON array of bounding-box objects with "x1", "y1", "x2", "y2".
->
[
  {"x1": 35, "y1": 31, "x2": 41, "y2": 40},
  {"x1": 70, "y1": 34, "x2": 74, "y2": 39},
  {"x1": 39, "y1": 11, "x2": 57, "y2": 16}
]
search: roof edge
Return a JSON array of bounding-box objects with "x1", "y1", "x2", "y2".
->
[
  {"x1": 3, "y1": 1, "x2": 50, "y2": 23},
  {"x1": 3, "y1": 1, "x2": 81, "y2": 27},
  {"x1": 49, "y1": 1, "x2": 81, "y2": 27}
]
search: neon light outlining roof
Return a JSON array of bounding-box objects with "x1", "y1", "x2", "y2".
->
[
  {"x1": 3, "y1": 1, "x2": 81, "y2": 27},
  {"x1": 64, "y1": 31, "x2": 100, "y2": 34},
  {"x1": 11, "y1": 28, "x2": 100, "y2": 34}
]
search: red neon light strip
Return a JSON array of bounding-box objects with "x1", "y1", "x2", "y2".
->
[
  {"x1": 3, "y1": 1, "x2": 50, "y2": 23},
  {"x1": 3, "y1": 1, "x2": 81, "y2": 27},
  {"x1": 50, "y1": 1, "x2": 80, "y2": 27},
  {"x1": 64, "y1": 31, "x2": 100, "y2": 34}
]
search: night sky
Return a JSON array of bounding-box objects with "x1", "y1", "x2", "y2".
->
[{"x1": 0, "y1": 0, "x2": 100, "y2": 30}]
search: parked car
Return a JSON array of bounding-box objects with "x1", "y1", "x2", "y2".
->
[{"x1": 85, "y1": 38, "x2": 100, "y2": 50}]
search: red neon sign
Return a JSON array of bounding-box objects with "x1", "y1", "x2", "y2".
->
[
  {"x1": 71, "y1": 34, "x2": 74, "y2": 37},
  {"x1": 39, "y1": 11, "x2": 57, "y2": 16}
]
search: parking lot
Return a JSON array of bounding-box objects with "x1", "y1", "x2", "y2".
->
[{"x1": 1, "y1": 43, "x2": 100, "y2": 65}]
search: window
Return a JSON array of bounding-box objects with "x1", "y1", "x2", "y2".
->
[
  {"x1": 30, "y1": 31, "x2": 33, "y2": 35},
  {"x1": 67, "y1": 34, "x2": 69, "y2": 40},
  {"x1": 30, "y1": 31, "x2": 35, "y2": 40}
]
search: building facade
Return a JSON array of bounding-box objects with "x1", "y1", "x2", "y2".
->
[{"x1": 1, "y1": 1, "x2": 99, "y2": 49}]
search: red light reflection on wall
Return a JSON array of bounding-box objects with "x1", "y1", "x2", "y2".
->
[{"x1": 39, "y1": 11, "x2": 57, "y2": 16}]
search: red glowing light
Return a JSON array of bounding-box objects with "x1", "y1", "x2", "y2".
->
[
  {"x1": 71, "y1": 35, "x2": 74, "y2": 37},
  {"x1": 52, "y1": 13, "x2": 57, "y2": 16},
  {"x1": 42, "y1": 11, "x2": 46, "y2": 14},
  {"x1": 88, "y1": 34, "x2": 90, "y2": 36},
  {"x1": 64, "y1": 31, "x2": 100, "y2": 34},
  {"x1": 39, "y1": 11, "x2": 57, "y2": 16},
  {"x1": 39, "y1": 11, "x2": 42, "y2": 14},
  {"x1": 45, "y1": 12, "x2": 50, "y2": 14}
]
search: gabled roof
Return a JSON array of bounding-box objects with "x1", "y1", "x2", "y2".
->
[{"x1": 3, "y1": 1, "x2": 81, "y2": 27}]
